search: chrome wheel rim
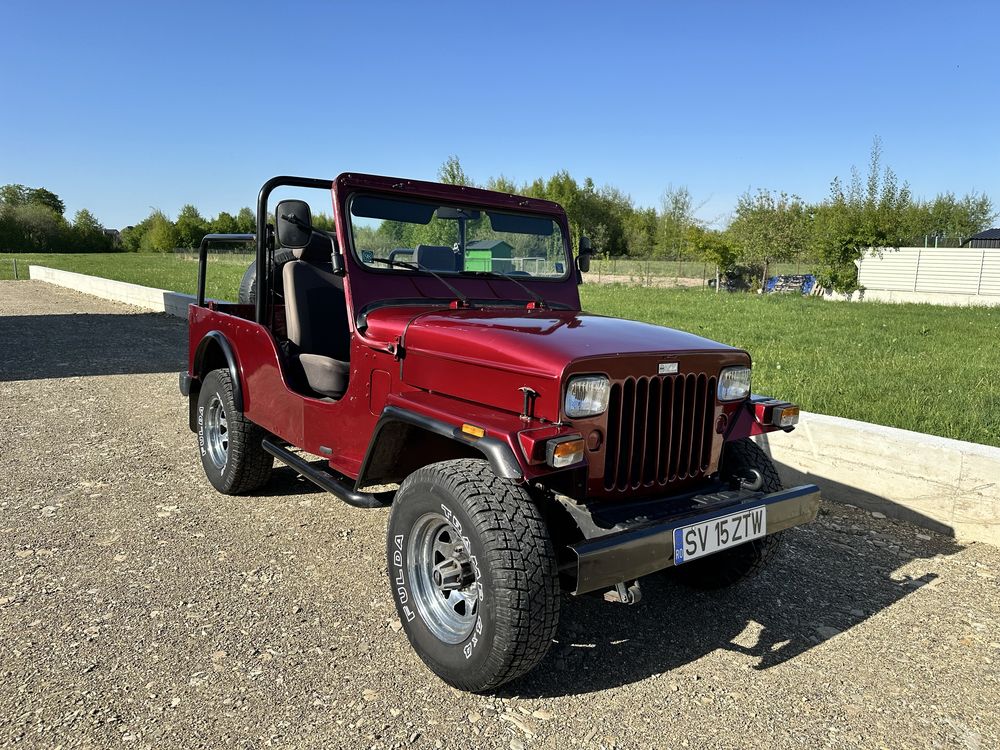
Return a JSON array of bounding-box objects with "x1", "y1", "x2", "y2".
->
[
  {"x1": 407, "y1": 512, "x2": 479, "y2": 644},
  {"x1": 204, "y1": 395, "x2": 229, "y2": 470}
]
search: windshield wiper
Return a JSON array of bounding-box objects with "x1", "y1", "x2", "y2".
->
[
  {"x1": 368, "y1": 257, "x2": 471, "y2": 307},
  {"x1": 460, "y1": 270, "x2": 547, "y2": 309}
]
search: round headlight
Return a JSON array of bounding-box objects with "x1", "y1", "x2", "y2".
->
[
  {"x1": 718, "y1": 366, "x2": 751, "y2": 401},
  {"x1": 565, "y1": 375, "x2": 611, "y2": 418}
]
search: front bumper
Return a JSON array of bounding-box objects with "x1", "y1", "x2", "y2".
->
[{"x1": 570, "y1": 484, "x2": 820, "y2": 595}]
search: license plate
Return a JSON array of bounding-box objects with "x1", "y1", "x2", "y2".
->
[{"x1": 673, "y1": 506, "x2": 767, "y2": 564}]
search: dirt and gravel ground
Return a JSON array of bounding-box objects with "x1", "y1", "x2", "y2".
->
[{"x1": 1, "y1": 279, "x2": 998, "y2": 750}]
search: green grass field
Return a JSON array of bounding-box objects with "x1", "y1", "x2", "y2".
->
[
  {"x1": 0, "y1": 252, "x2": 250, "y2": 301},
  {"x1": 4, "y1": 252, "x2": 997, "y2": 446},
  {"x1": 581, "y1": 285, "x2": 999, "y2": 447}
]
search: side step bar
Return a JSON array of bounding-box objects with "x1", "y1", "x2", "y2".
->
[{"x1": 261, "y1": 438, "x2": 392, "y2": 509}]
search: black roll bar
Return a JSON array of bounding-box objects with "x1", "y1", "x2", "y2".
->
[
  {"x1": 255, "y1": 176, "x2": 335, "y2": 324},
  {"x1": 196, "y1": 233, "x2": 256, "y2": 307}
]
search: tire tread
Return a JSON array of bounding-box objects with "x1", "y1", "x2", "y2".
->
[
  {"x1": 200, "y1": 369, "x2": 272, "y2": 494},
  {"x1": 394, "y1": 459, "x2": 560, "y2": 692}
]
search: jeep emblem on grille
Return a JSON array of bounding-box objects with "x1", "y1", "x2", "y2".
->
[{"x1": 658, "y1": 362, "x2": 679, "y2": 375}]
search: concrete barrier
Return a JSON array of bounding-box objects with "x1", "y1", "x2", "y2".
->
[
  {"x1": 755, "y1": 412, "x2": 1000, "y2": 545},
  {"x1": 29, "y1": 265, "x2": 196, "y2": 318},
  {"x1": 27, "y1": 265, "x2": 1000, "y2": 545}
]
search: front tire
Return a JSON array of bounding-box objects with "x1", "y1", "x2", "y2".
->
[
  {"x1": 196, "y1": 368, "x2": 273, "y2": 494},
  {"x1": 387, "y1": 459, "x2": 560, "y2": 692},
  {"x1": 671, "y1": 438, "x2": 783, "y2": 590}
]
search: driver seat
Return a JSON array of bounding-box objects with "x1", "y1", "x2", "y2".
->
[{"x1": 282, "y1": 234, "x2": 351, "y2": 399}]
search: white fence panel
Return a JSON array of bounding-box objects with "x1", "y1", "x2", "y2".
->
[
  {"x1": 858, "y1": 248, "x2": 919, "y2": 291},
  {"x1": 980, "y1": 253, "x2": 1000, "y2": 296},
  {"x1": 860, "y1": 246, "x2": 1000, "y2": 298},
  {"x1": 915, "y1": 248, "x2": 987, "y2": 294}
]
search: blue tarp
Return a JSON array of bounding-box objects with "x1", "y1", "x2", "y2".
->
[{"x1": 764, "y1": 274, "x2": 816, "y2": 295}]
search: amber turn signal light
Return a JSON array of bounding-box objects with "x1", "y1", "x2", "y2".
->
[
  {"x1": 545, "y1": 435, "x2": 585, "y2": 468},
  {"x1": 771, "y1": 405, "x2": 800, "y2": 428},
  {"x1": 461, "y1": 423, "x2": 486, "y2": 439}
]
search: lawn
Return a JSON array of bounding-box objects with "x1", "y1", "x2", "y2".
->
[
  {"x1": 581, "y1": 285, "x2": 999, "y2": 447},
  {"x1": 4, "y1": 252, "x2": 997, "y2": 446},
  {"x1": 0, "y1": 252, "x2": 250, "y2": 301}
]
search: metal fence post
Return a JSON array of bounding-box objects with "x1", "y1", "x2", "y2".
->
[{"x1": 12, "y1": 258, "x2": 18, "y2": 280}]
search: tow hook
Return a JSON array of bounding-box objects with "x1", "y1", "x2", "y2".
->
[
  {"x1": 738, "y1": 469, "x2": 764, "y2": 492},
  {"x1": 603, "y1": 580, "x2": 641, "y2": 605}
]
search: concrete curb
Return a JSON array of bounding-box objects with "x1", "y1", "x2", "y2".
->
[
  {"x1": 26, "y1": 265, "x2": 1000, "y2": 545},
  {"x1": 756, "y1": 413, "x2": 999, "y2": 545},
  {"x1": 28, "y1": 265, "x2": 196, "y2": 318}
]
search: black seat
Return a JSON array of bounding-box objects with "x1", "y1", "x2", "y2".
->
[
  {"x1": 282, "y1": 234, "x2": 350, "y2": 399},
  {"x1": 415, "y1": 244, "x2": 459, "y2": 272}
]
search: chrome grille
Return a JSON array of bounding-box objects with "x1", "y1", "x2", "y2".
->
[{"x1": 603, "y1": 373, "x2": 717, "y2": 491}]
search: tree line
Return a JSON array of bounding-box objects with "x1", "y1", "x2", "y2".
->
[
  {"x1": 0, "y1": 184, "x2": 120, "y2": 253},
  {"x1": 2, "y1": 140, "x2": 994, "y2": 292},
  {"x1": 439, "y1": 145, "x2": 994, "y2": 292}
]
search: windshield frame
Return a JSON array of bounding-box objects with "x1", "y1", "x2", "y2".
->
[{"x1": 345, "y1": 191, "x2": 574, "y2": 284}]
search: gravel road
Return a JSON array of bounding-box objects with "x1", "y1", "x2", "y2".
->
[{"x1": 1, "y1": 280, "x2": 998, "y2": 750}]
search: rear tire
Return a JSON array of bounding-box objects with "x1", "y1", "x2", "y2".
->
[
  {"x1": 671, "y1": 439, "x2": 783, "y2": 590},
  {"x1": 196, "y1": 368, "x2": 273, "y2": 494},
  {"x1": 387, "y1": 459, "x2": 560, "y2": 692},
  {"x1": 238, "y1": 248, "x2": 297, "y2": 304}
]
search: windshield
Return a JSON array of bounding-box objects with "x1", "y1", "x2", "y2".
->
[{"x1": 349, "y1": 194, "x2": 569, "y2": 280}]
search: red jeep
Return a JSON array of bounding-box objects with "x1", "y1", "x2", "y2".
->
[{"x1": 181, "y1": 174, "x2": 819, "y2": 692}]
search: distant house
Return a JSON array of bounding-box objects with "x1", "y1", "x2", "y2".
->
[{"x1": 962, "y1": 228, "x2": 1000, "y2": 249}]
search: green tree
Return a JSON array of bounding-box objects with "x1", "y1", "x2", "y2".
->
[
  {"x1": 174, "y1": 204, "x2": 209, "y2": 249},
  {"x1": 140, "y1": 210, "x2": 178, "y2": 252},
  {"x1": 210, "y1": 211, "x2": 239, "y2": 235},
  {"x1": 485, "y1": 174, "x2": 518, "y2": 194},
  {"x1": 902, "y1": 191, "x2": 995, "y2": 242},
  {"x1": 0, "y1": 184, "x2": 29, "y2": 207},
  {"x1": 623, "y1": 207, "x2": 658, "y2": 257},
  {"x1": 657, "y1": 185, "x2": 705, "y2": 273},
  {"x1": 687, "y1": 226, "x2": 737, "y2": 291},
  {"x1": 235, "y1": 207, "x2": 256, "y2": 233},
  {"x1": 0, "y1": 184, "x2": 65, "y2": 216},
  {"x1": 28, "y1": 187, "x2": 66, "y2": 216},
  {"x1": 120, "y1": 211, "x2": 156, "y2": 252},
  {"x1": 812, "y1": 139, "x2": 912, "y2": 292},
  {"x1": 11, "y1": 203, "x2": 66, "y2": 250},
  {"x1": 313, "y1": 212, "x2": 336, "y2": 232},
  {"x1": 729, "y1": 189, "x2": 809, "y2": 287},
  {"x1": 438, "y1": 155, "x2": 472, "y2": 186},
  {"x1": 0, "y1": 203, "x2": 27, "y2": 250},
  {"x1": 70, "y1": 209, "x2": 112, "y2": 252}
]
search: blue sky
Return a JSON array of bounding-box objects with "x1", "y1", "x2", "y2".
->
[{"x1": 2, "y1": 1, "x2": 997, "y2": 229}]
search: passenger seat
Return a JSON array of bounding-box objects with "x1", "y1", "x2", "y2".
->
[{"x1": 282, "y1": 234, "x2": 351, "y2": 399}]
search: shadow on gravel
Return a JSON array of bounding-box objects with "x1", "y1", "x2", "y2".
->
[
  {"x1": 257, "y1": 465, "x2": 326, "y2": 497},
  {"x1": 0, "y1": 313, "x2": 185, "y2": 381},
  {"x1": 510, "y1": 515, "x2": 963, "y2": 698}
]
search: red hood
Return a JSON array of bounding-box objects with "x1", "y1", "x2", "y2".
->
[
  {"x1": 400, "y1": 308, "x2": 737, "y2": 372},
  {"x1": 363, "y1": 306, "x2": 745, "y2": 419}
]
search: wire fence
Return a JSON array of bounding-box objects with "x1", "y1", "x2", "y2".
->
[{"x1": 586, "y1": 257, "x2": 815, "y2": 287}]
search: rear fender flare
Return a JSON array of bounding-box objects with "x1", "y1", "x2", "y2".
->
[{"x1": 192, "y1": 331, "x2": 244, "y2": 412}]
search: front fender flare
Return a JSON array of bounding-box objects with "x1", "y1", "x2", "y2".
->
[{"x1": 356, "y1": 405, "x2": 523, "y2": 489}]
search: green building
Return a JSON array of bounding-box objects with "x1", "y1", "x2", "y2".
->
[{"x1": 465, "y1": 240, "x2": 514, "y2": 273}]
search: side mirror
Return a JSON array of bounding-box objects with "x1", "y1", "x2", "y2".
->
[
  {"x1": 275, "y1": 199, "x2": 313, "y2": 249},
  {"x1": 577, "y1": 235, "x2": 593, "y2": 273}
]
